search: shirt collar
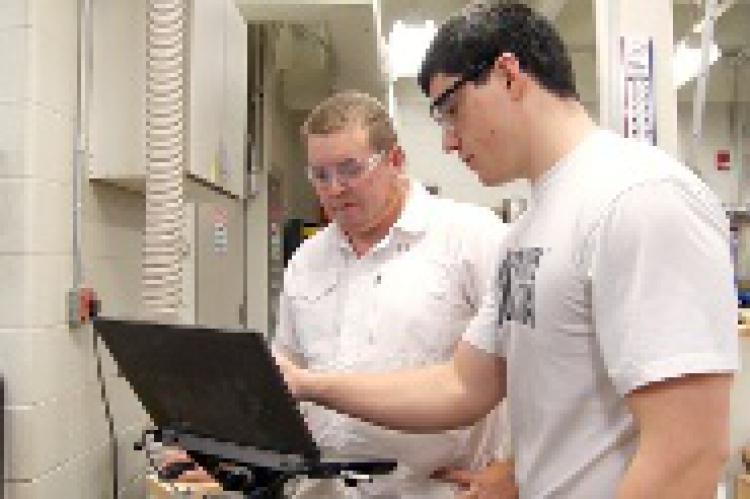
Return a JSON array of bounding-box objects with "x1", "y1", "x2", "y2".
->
[
  {"x1": 330, "y1": 178, "x2": 430, "y2": 254},
  {"x1": 530, "y1": 128, "x2": 603, "y2": 203},
  {"x1": 393, "y1": 179, "x2": 430, "y2": 235}
]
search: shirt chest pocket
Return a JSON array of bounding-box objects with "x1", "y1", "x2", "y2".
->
[
  {"x1": 377, "y1": 256, "x2": 469, "y2": 360},
  {"x1": 288, "y1": 273, "x2": 339, "y2": 368}
]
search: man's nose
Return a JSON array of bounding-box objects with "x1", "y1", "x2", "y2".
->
[
  {"x1": 442, "y1": 126, "x2": 461, "y2": 153},
  {"x1": 325, "y1": 174, "x2": 347, "y2": 195}
]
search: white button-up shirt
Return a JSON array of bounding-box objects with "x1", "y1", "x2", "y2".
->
[{"x1": 275, "y1": 181, "x2": 510, "y2": 498}]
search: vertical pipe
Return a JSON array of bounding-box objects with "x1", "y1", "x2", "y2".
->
[
  {"x1": 241, "y1": 26, "x2": 251, "y2": 329},
  {"x1": 255, "y1": 26, "x2": 264, "y2": 181},
  {"x1": 692, "y1": 0, "x2": 718, "y2": 142},
  {"x1": 735, "y1": 60, "x2": 745, "y2": 206},
  {"x1": 594, "y1": 0, "x2": 621, "y2": 131},
  {"x1": 73, "y1": 0, "x2": 93, "y2": 291}
]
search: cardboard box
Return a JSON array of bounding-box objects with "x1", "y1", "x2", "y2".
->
[
  {"x1": 737, "y1": 474, "x2": 750, "y2": 499},
  {"x1": 147, "y1": 475, "x2": 225, "y2": 498}
]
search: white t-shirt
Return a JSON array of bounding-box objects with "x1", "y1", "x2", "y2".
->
[
  {"x1": 465, "y1": 129, "x2": 739, "y2": 498},
  {"x1": 276, "y1": 181, "x2": 510, "y2": 498}
]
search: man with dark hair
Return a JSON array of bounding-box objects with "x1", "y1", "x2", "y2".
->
[
  {"x1": 277, "y1": 2, "x2": 739, "y2": 498},
  {"x1": 418, "y1": 2, "x2": 578, "y2": 101}
]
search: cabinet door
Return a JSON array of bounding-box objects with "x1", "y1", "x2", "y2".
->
[
  {"x1": 90, "y1": 0, "x2": 147, "y2": 181},
  {"x1": 188, "y1": 0, "x2": 247, "y2": 197},
  {"x1": 196, "y1": 199, "x2": 244, "y2": 329}
]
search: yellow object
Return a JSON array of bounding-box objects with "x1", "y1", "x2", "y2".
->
[
  {"x1": 210, "y1": 158, "x2": 219, "y2": 184},
  {"x1": 303, "y1": 226, "x2": 319, "y2": 239},
  {"x1": 739, "y1": 310, "x2": 750, "y2": 337},
  {"x1": 737, "y1": 474, "x2": 750, "y2": 499},
  {"x1": 147, "y1": 475, "x2": 224, "y2": 498}
]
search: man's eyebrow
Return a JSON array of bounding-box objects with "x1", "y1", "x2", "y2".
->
[
  {"x1": 311, "y1": 157, "x2": 358, "y2": 167},
  {"x1": 329, "y1": 157, "x2": 358, "y2": 168}
]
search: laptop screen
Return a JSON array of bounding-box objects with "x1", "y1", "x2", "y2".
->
[{"x1": 93, "y1": 317, "x2": 319, "y2": 459}]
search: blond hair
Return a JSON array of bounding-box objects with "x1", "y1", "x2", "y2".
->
[{"x1": 301, "y1": 91, "x2": 397, "y2": 152}]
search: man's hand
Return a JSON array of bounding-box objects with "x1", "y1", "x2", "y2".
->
[
  {"x1": 158, "y1": 448, "x2": 215, "y2": 483},
  {"x1": 432, "y1": 459, "x2": 518, "y2": 499}
]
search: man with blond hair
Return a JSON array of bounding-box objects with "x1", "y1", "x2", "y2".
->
[{"x1": 274, "y1": 90, "x2": 515, "y2": 498}]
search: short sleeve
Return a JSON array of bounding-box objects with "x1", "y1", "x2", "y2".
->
[
  {"x1": 456, "y1": 207, "x2": 509, "y2": 311},
  {"x1": 590, "y1": 179, "x2": 739, "y2": 395},
  {"x1": 463, "y1": 260, "x2": 507, "y2": 357}
]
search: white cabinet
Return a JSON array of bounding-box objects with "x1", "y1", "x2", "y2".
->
[
  {"x1": 90, "y1": 0, "x2": 248, "y2": 198},
  {"x1": 89, "y1": 0, "x2": 147, "y2": 189},
  {"x1": 188, "y1": 0, "x2": 248, "y2": 197}
]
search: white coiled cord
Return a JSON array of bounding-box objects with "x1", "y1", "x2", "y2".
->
[{"x1": 143, "y1": 0, "x2": 186, "y2": 317}]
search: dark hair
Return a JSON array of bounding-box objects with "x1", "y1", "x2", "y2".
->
[{"x1": 418, "y1": 1, "x2": 579, "y2": 101}]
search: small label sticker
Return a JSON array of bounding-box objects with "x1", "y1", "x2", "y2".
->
[{"x1": 212, "y1": 207, "x2": 228, "y2": 254}]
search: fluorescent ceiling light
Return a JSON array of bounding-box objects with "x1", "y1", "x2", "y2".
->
[
  {"x1": 673, "y1": 39, "x2": 721, "y2": 88},
  {"x1": 387, "y1": 20, "x2": 437, "y2": 80}
]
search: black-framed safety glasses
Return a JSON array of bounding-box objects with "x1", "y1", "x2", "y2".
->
[{"x1": 428, "y1": 59, "x2": 494, "y2": 128}]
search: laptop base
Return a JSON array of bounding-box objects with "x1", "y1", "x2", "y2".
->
[{"x1": 142, "y1": 426, "x2": 397, "y2": 498}]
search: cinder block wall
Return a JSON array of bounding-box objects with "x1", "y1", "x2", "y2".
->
[{"x1": 1, "y1": 1, "x2": 149, "y2": 497}]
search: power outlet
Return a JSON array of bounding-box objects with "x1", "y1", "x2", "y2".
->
[{"x1": 67, "y1": 287, "x2": 100, "y2": 328}]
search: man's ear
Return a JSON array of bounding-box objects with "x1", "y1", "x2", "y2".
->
[
  {"x1": 391, "y1": 145, "x2": 406, "y2": 173},
  {"x1": 494, "y1": 52, "x2": 526, "y2": 100}
]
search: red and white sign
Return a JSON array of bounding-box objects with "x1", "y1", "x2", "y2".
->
[{"x1": 716, "y1": 150, "x2": 731, "y2": 171}]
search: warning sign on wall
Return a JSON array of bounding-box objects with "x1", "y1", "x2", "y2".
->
[
  {"x1": 716, "y1": 150, "x2": 731, "y2": 171},
  {"x1": 212, "y1": 207, "x2": 228, "y2": 254}
]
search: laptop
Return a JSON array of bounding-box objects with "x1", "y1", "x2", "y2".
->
[{"x1": 93, "y1": 317, "x2": 396, "y2": 478}]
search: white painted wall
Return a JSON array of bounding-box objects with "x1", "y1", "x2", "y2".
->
[
  {"x1": 675, "y1": 100, "x2": 750, "y2": 280},
  {"x1": 677, "y1": 102, "x2": 749, "y2": 205},
  {"x1": 84, "y1": 185, "x2": 152, "y2": 497}
]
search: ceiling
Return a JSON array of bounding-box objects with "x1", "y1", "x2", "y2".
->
[
  {"x1": 235, "y1": 1, "x2": 389, "y2": 103},
  {"x1": 380, "y1": 0, "x2": 576, "y2": 34},
  {"x1": 234, "y1": 0, "x2": 749, "y2": 105},
  {"x1": 382, "y1": 0, "x2": 749, "y2": 103}
]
